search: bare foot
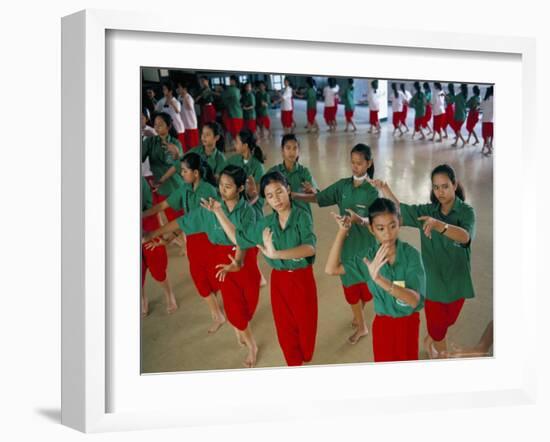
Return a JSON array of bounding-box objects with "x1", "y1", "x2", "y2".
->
[
  {"x1": 166, "y1": 293, "x2": 178, "y2": 314},
  {"x1": 348, "y1": 326, "x2": 369, "y2": 344},
  {"x1": 208, "y1": 315, "x2": 225, "y2": 334},
  {"x1": 141, "y1": 298, "x2": 149, "y2": 318},
  {"x1": 234, "y1": 328, "x2": 246, "y2": 347},
  {"x1": 244, "y1": 343, "x2": 258, "y2": 368}
]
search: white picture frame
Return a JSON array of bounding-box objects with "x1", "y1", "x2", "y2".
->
[{"x1": 61, "y1": 9, "x2": 537, "y2": 433}]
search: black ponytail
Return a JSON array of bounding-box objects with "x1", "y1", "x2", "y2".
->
[
  {"x1": 203, "y1": 121, "x2": 225, "y2": 153},
  {"x1": 219, "y1": 165, "x2": 247, "y2": 198},
  {"x1": 182, "y1": 152, "x2": 217, "y2": 187},
  {"x1": 351, "y1": 143, "x2": 375, "y2": 178},
  {"x1": 429, "y1": 164, "x2": 465, "y2": 204},
  {"x1": 391, "y1": 82, "x2": 399, "y2": 99},
  {"x1": 239, "y1": 129, "x2": 265, "y2": 164}
]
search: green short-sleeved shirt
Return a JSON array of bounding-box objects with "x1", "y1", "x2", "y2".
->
[
  {"x1": 141, "y1": 176, "x2": 152, "y2": 211},
  {"x1": 399, "y1": 198, "x2": 476, "y2": 302},
  {"x1": 425, "y1": 91, "x2": 432, "y2": 105},
  {"x1": 316, "y1": 177, "x2": 379, "y2": 286},
  {"x1": 236, "y1": 204, "x2": 316, "y2": 270},
  {"x1": 267, "y1": 163, "x2": 318, "y2": 216},
  {"x1": 197, "y1": 87, "x2": 214, "y2": 105},
  {"x1": 343, "y1": 87, "x2": 355, "y2": 111},
  {"x1": 255, "y1": 91, "x2": 270, "y2": 117},
  {"x1": 166, "y1": 179, "x2": 217, "y2": 213},
  {"x1": 306, "y1": 87, "x2": 317, "y2": 110},
  {"x1": 226, "y1": 154, "x2": 266, "y2": 217},
  {"x1": 177, "y1": 197, "x2": 255, "y2": 246},
  {"x1": 242, "y1": 91, "x2": 257, "y2": 120},
  {"x1": 188, "y1": 145, "x2": 227, "y2": 178},
  {"x1": 141, "y1": 135, "x2": 184, "y2": 196},
  {"x1": 467, "y1": 95, "x2": 480, "y2": 111},
  {"x1": 410, "y1": 92, "x2": 426, "y2": 118},
  {"x1": 223, "y1": 85, "x2": 243, "y2": 119},
  {"x1": 343, "y1": 240, "x2": 426, "y2": 317},
  {"x1": 452, "y1": 93, "x2": 467, "y2": 121}
]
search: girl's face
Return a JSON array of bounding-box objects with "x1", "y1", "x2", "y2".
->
[
  {"x1": 153, "y1": 116, "x2": 169, "y2": 137},
  {"x1": 180, "y1": 163, "x2": 199, "y2": 184},
  {"x1": 233, "y1": 135, "x2": 247, "y2": 155},
  {"x1": 162, "y1": 85, "x2": 171, "y2": 98},
  {"x1": 282, "y1": 140, "x2": 299, "y2": 164},
  {"x1": 245, "y1": 83, "x2": 252, "y2": 92},
  {"x1": 432, "y1": 173, "x2": 457, "y2": 205},
  {"x1": 140, "y1": 113, "x2": 147, "y2": 128},
  {"x1": 218, "y1": 174, "x2": 242, "y2": 202},
  {"x1": 264, "y1": 181, "x2": 291, "y2": 213},
  {"x1": 350, "y1": 152, "x2": 371, "y2": 178},
  {"x1": 201, "y1": 126, "x2": 218, "y2": 149},
  {"x1": 368, "y1": 212, "x2": 400, "y2": 246},
  {"x1": 259, "y1": 83, "x2": 266, "y2": 91},
  {"x1": 284, "y1": 79, "x2": 289, "y2": 87}
]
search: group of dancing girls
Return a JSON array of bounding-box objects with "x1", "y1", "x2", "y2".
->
[
  {"x1": 141, "y1": 101, "x2": 478, "y2": 368},
  {"x1": 392, "y1": 82, "x2": 494, "y2": 155}
]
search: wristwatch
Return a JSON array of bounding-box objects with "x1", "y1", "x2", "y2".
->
[{"x1": 441, "y1": 223, "x2": 449, "y2": 234}]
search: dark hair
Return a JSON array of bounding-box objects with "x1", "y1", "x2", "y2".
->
[
  {"x1": 306, "y1": 77, "x2": 315, "y2": 88},
  {"x1": 153, "y1": 112, "x2": 179, "y2": 138},
  {"x1": 202, "y1": 121, "x2": 225, "y2": 153},
  {"x1": 328, "y1": 77, "x2": 336, "y2": 88},
  {"x1": 284, "y1": 76, "x2": 292, "y2": 87},
  {"x1": 400, "y1": 83, "x2": 406, "y2": 93},
  {"x1": 142, "y1": 107, "x2": 151, "y2": 123},
  {"x1": 162, "y1": 81, "x2": 174, "y2": 94},
  {"x1": 259, "y1": 170, "x2": 290, "y2": 199},
  {"x1": 176, "y1": 80, "x2": 188, "y2": 90},
  {"x1": 460, "y1": 83, "x2": 468, "y2": 98},
  {"x1": 413, "y1": 81, "x2": 421, "y2": 93},
  {"x1": 447, "y1": 83, "x2": 455, "y2": 96},
  {"x1": 350, "y1": 143, "x2": 375, "y2": 178},
  {"x1": 429, "y1": 164, "x2": 465, "y2": 204},
  {"x1": 238, "y1": 129, "x2": 265, "y2": 163},
  {"x1": 484, "y1": 85, "x2": 494, "y2": 101},
  {"x1": 181, "y1": 152, "x2": 216, "y2": 186},
  {"x1": 434, "y1": 82, "x2": 442, "y2": 91},
  {"x1": 200, "y1": 75, "x2": 209, "y2": 82},
  {"x1": 371, "y1": 79, "x2": 378, "y2": 91},
  {"x1": 281, "y1": 133, "x2": 299, "y2": 148},
  {"x1": 391, "y1": 82, "x2": 399, "y2": 99},
  {"x1": 473, "y1": 85, "x2": 480, "y2": 96},
  {"x1": 367, "y1": 198, "x2": 399, "y2": 225},
  {"x1": 423, "y1": 82, "x2": 431, "y2": 94},
  {"x1": 348, "y1": 78, "x2": 354, "y2": 86},
  {"x1": 219, "y1": 164, "x2": 247, "y2": 197}
]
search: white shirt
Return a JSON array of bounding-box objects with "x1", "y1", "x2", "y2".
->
[
  {"x1": 281, "y1": 87, "x2": 293, "y2": 111},
  {"x1": 480, "y1": 96, "x2": 494, "y2": 122},
  {"x1": 156, "y1": 97, "x2": 185, "y2": 133},
  {"x1": 390, "y1": 91, "x2": 405, "y2": 112},
  {"x1": 178, "y1": 94, "x2": 198, "y2": 130},
  {"x1": 367, "y1": 89, "x2": 380, "y2": 111},
  {"x1": 432, "y1": 90, "x2": 446, "y2": 116},
  {"x1": 141, "y1": 126, "x2": 156, "y2": 177},
  {"x1": 404, "y1": 90, "x2": 412, "y2": 103},
  {"x1": 323, "y1": 85, "x2": 339, "y2": 107}
]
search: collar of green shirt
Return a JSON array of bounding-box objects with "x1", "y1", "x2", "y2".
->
[
  {"x1": 222, "y1": 196, "x2": 247, "y2": 216},
  {"x1": 435, "y1": 195, "x2": 464, "y2": 216}
]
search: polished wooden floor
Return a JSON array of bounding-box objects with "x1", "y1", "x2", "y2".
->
[{"x1": 141, "y1": 102, "x2": 493, "y2": 373}]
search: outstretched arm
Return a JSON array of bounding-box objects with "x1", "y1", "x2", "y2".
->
[{"x1": 324, "y1": 212, "x2": 351, "y2": 276}]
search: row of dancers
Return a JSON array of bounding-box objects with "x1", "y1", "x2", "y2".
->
[
  {"x1": 141, "y1": 113, "x2": 480, "y2": 368},
  {"x1": 143, "y1": 75, "x2": 494, "y2": 156}
]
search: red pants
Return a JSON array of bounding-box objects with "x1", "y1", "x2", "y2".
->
[
  {"x1": 422, "y1": 104, "x2": 432, "y2": 128},
  {"x1": 227, "y1": 117, "x2": 243, "y2": 139},
  {"x1": 466, "y1": 110, "x2": 479, "y2": 133},
  {"x1": 244, "y1": 119, "x2": 257, "y2": 133},
  {"x1": 141, "y1": 209, "x2": 167, "y2": 286},
  {"x1": 425, "y1": 298, "x2": 465, "y2": 341},
  {"x1": 392, "y1": 111, "x2": 402, "y2": 128},
  {"x1": 433, "y1": 113, "x2": 446, "y2": 132},
  {"x1": 187, "y1": 233, "x2": 218, "y2": 297},
  {"x1": 414, "y1": 117, "x2": 423, "y2": 132},
  {"x1": 184, "y1": 128, "x2": 200, "y2": 151},
  {"x1": 452, "y1": 119, "x2": 465, "y2": 133},
  {"x1": 323, "y1": 106, "x2": 337, "y2": 124},
  {"x1": 200, "y1": 104, "x2": 216, "y2": 126},
  {"x1": 307, "y1": 108, "x2": 317, "y2": 125},
  {"x1": 256, "y1": 115, "x2": 271, "y2": 129},
  {"x1": 212, "y1": 245, "x2": 261, "y2": 330},
  {"x1": 270, "y1": 266, "x2": 318, "y2": 366},
  {"x1": 369, "y1": 110, "x2": 379, "y2": 125},
  {"x1": 281, "y1": 110, "x2": 293, "y2": 128},
  {"x1": 177, "y1": 132, "x2": 187, "y2": 152},
  {"x1": 444, "y1": 105, "x2": 454, "y2": 130},
  {"x1": 401, "y1": 104, "x2": 409, "y2": 124},
  {"x1": 345, "y1": 110, "x2": 354, "y2": 123},
  {"x1": 343, "y1": 283, "x2": 373, "y2": 305},
  {"x1": 372, "y1": 312, "x2": 420, "y2": 362},
  {"x1": 482, "y1": 122, "x2": 493, "y2": 139}
]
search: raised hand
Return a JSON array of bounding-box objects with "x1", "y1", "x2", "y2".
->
[
  {"x1": 162, "y1": 140, "x2": 181, "y2": 160},
  {"x1": 257, "y1": 228, "x2": 277, "y2": 259},
  {"x1": 331, "y1": 211, "x2": 352, "y2": 232},
  {"x1": 345, "y1": 208, "x2": 367, "y2": 226},
  {"x1": 245, "y1": 176, "x2": 258, "y2": 199},
  {"x1": 302, "y1": 181, "x2": 317, "y2": 194},
  {"x1": 363, "y1": 243, "x2": 389, "y2": 281},
  {"x1": 143, "y1": 237, "x2": 165, "y2": 251},
  {"x1": 215, "y1": 254, "x2": 241, "y2": 282},
  {"x1": 200, "y1": 197, "x2": 222, "y2": 213},
  {"x1": 417, "y1": 216, "x2": 442, "y2": 239}
]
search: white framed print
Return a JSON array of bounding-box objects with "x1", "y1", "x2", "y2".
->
[{"x1": 61, "y1": 9, "x2": 537, "y2": 433}]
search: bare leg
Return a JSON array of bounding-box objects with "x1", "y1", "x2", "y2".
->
[
  {"x1": 159, "y1": 278, "x2": 178, "y2": 314},
  {"x1": 443, "y1": 321, "x2": 493, "y2": 358},
  {"x1": 472, "y1": 131, "x2": 480, "y2": 145},
  {"x1": 348, "y1": 302, "x2": 369, "y2": 344},
  {"x1": 240, "y1": 325, "x2": 258, "y2": 368},
  {"x1": 204, "y1": 293, "x2": 225, "y2": 334},
  {"x1": 141, "y1": 291, "x2": 149, "y2": 318}
]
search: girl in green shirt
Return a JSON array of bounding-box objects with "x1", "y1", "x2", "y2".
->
[
  {"x1": 466, "y1": 85, "x2": 481, "y2": 146},
  {"x1": 450, "y1": 83, "x2": 469, "y2": 147},
  {"x1": 326, "y1": 198, "x2": 425, "y2": 362},
  {"x1": 373, "y1": 164, "x2": 476, "y2": 359},
  {"x1": 188, "y1": 121, "x2": 227, "y2": 182},
  {"x1": 409, "y1": 81, "x2": 427, "y2": 140}
]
